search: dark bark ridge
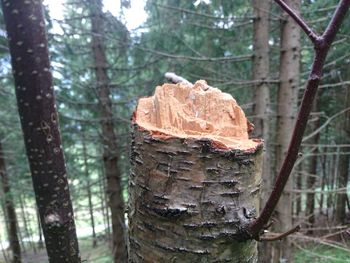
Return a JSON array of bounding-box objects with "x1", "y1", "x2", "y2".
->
[
  {"x1": 1, "y1": 0, "x2": 81, "y2": 262},
  {"x1": 129, "y1": 124, "x2": 263, "y2": 262},
  {"x1": 248, "y1": 0, "x2": 350, "y2": 239}
]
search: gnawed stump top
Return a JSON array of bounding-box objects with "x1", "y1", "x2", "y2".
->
[{"x1": 134, "y1": 80, "x2": 262, "y2": 151}]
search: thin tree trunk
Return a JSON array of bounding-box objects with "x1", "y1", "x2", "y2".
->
[
  {"x1": 36, "y1": 208, "x2": 44, "y2": 250},
  {"x1": 295, "y1": 163, "x2": 302, "y2": 216},
  {"x1": 18, "y1": 193, "x2": 37, "y2": 254},
  {"x1": 0, "y1": 1, "x2": 81, "y2": 262},
  {"x1": 98, "y1": 170, "x2": 109, "y2": 239},
  {"x1": 82, "y1": 132, "x2": 97, "y2": 247},
  {"x1": 335, "y1": 85, "x2": 350, "y2": 224},
  {"x1": 88, "y1": 0, "x2": 127, "y2": 261},
  {"x1": 252, "y1": 0, "x2": 271, "y2": 202},
  {"x1": 274, "y1": 0, "x2": 301, "y2": 260},
  {"x1": 305, "y1": 99, "x2": 321, "y2": 233},
  {"x1": 319, "y1": 147, "x2": 327, "y2": 214},
  {"x1": 0, "y1": 142, "x2": 21, "y2": 263}
]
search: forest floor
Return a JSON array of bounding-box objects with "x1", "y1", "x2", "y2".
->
[
  {"x1": 0, "y1": 236, "x2": 112, "y2": 263},
  {"x1": 0, "y1": 236, "x2": 349, "y2": 262}
]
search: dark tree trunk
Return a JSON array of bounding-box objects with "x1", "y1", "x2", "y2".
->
[
  {"x1": 0, "y1": 142, "x2": 21, "y2": 263},
  {"x1": 0, "y1": 1, "x2": 81, "y2": 262},
  {"x1": 88, "y1": 0, "x2": 127, "y2": 261}
]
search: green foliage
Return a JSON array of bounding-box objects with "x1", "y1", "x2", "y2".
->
[{"x1": 294, "y1": 245, "x2": 350, "y2": 263}]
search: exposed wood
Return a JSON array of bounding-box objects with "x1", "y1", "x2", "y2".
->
[{"x1": 129, "y1": 81, "x2": 263, "y2": 262}]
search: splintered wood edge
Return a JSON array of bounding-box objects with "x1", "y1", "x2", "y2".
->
[{"x1": 133, "y1": 80, "x2": 263, "y2": 153}]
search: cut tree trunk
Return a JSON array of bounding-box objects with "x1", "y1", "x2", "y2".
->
[
  {"x1": 1, "y1": 1, "x2": 81, "y2": 262},
  {"x1": 274, "y1": 0, "x2": 301, "y2": 260},
  {"x1": 0, "y1": 141, "x2": 21, "y2": 263},
  {"x1": 88, "y1": 0, "x2": 127, "y2": 261},
  {"x1": 128, "y1": 81, "x2": 263, "y2": 262}
]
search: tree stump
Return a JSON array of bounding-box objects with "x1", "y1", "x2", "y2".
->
[{"x1": 129, "y1": 80, "x2": 263, "y2": 262}]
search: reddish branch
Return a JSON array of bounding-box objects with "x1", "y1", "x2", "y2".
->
[{"x1": 248, "y1": 0, "x2": 350, "y2": 239}]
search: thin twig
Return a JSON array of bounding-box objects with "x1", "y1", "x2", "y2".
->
[{"x1": 260, "y1": 225, "x2": 301, "y2": 241}]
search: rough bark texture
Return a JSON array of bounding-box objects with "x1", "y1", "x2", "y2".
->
[
  {"x1": 129, "y1": 82, "x2": 263, "y2": 262},
  {"x1": 129, "y1": 127, "x2": 262, "y2": 262},
  {"x1": 274, "y1": 0, "x2": 301, "y2": 260},
  {"x1": 88, "y1": 0, "x2": 127, "y2": 261},
  {"x1": 0, "y1": 142, "x2": 22, "y2": 263},
  {"x1": 1, "y1": 1, "x2": 81, "y2": 262}
]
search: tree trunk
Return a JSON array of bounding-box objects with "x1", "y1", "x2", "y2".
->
[
  {"x1": 1, "y1": 1, "x2": 81, "y2": 262},
  {"x1": 18, "y1": 193, "x2": 37, "y2": 254},
  {"x1": 274, "y1": 0, "x2": 301, "y2": 260},
  {"x1": 0, "y1": 141, "x2": 21, "y2": 263},
  {"x1": 251, "y1": 1, "x2": 271, "y2": 261},
  {"x1": 36, "y1": 208, "x2": 44, "y2": 249},
  {"x1": 82, "y1": 132, "x2": 97, "y2": 247},
  {"x1": 319, "y1": 147, "x2": 327, "y2": 214},
  {"x1": 129, "y1": 81, "x2": 263, "y2": 262},
  {"x1": 88, "y1": 0, "x2": 127, "y2": 261},
  {"x1": 335, "y1": 85, "x2": 350, "y2": 224},
  {"x1": 252, "y1": 0, "x2": 271, "y2": 199},
  {"x1": 305, "y1": 99, "x2": 320, "y2": 233}
]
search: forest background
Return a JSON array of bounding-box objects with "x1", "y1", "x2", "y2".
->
[{"x1": 0, "y1": 0, "x2": 349, "y2": 262}]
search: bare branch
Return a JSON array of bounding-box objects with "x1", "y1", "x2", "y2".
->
[
  {"x1": 274, "y1": 0, "x2": 320, "y2": 44},
  {"x1": 259, "y1": 225, "x2": 301, "y2": 242}
]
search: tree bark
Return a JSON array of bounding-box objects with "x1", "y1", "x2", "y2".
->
[
  {"x1": 0, "y1": 1, "x2": 81, "y2": 262},
  {"x1": 129, "y1": 127, "x2": 262, "y2": 262},
  {"x1": 274, "y1": 0, "x2": 301, "y2": 260},
  {"x1": 128, "y1": 81, "x2": 263, "y2": 262},
  {"x1": 251, "y1": 1, "x2": 272, "y2": 261},
  {"x1": 0, "y1": 141, "x2": 21, "y2": 263},
  {"x1": 88, "y1": 0, "x2": 127, "y2": 261}
]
